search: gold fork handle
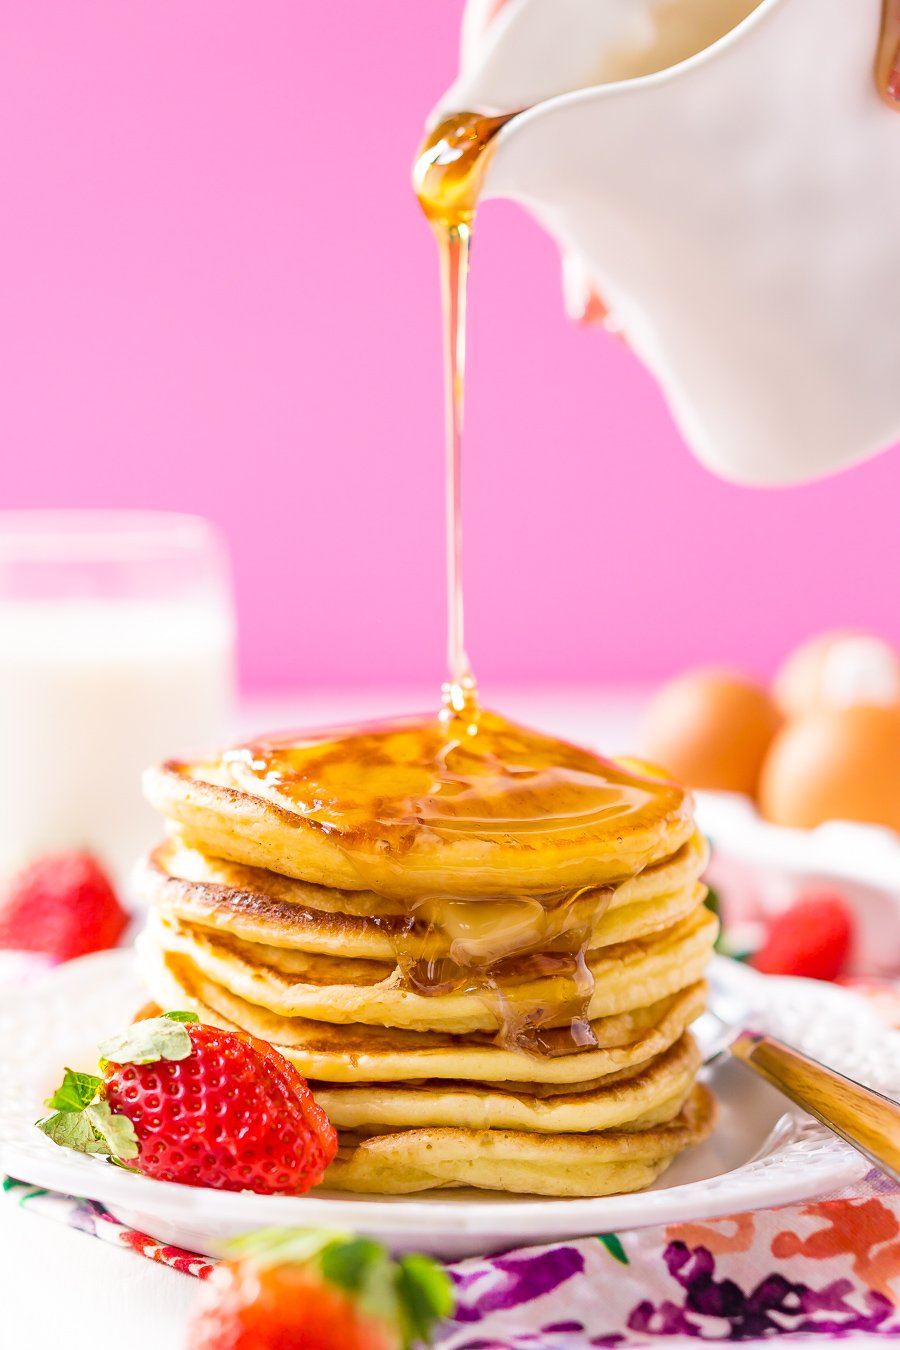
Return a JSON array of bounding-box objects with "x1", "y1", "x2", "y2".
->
[{"x1": 731, "y1": 1030, "x2": 900, "y2": 1185}]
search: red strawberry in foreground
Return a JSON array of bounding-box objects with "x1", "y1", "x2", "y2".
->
[
  {"x1": 37, "y1": 1012, "x2": 337, "y2": 1194},
  {"x1": 186, "y1": 1229, "x2": 454, "y2": 1350},
  {"x1": 0, "y1": 851, "x2": 128, "y2": 961},
  {"x1": 752, "y1": 891, "x2": 855, "y2": 982}
]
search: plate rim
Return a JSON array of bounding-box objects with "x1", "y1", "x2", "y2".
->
[{"x1": 0, "y1": 949, "x2": 882, "y2": 1245}]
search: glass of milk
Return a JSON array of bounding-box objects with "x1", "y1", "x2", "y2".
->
[{"x1": 0, "y1": 511, "x2": 235, "y2": 886}]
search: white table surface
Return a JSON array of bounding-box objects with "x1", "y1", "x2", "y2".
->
[
  {"x1": 1, "y1": 1209, "x2": 197, "y2": 1348},
  {"x1": 0, "y1": 686, "x2": 877, "y2": 1350}
]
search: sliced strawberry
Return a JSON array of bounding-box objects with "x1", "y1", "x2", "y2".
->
[
  {"x1": 752, "y1": 891, "x2": 854, "y2": 981},
  {"x1": 36, "y1": 1012, "x2": 338, "y2": 1196},
  {"x1": 0, "y1": 852, "x2": 128, "y2": 961}
]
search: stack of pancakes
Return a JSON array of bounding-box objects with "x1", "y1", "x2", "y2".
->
[{"x1": 138, "y1": 709, "x2": 717, "y2": 1197}]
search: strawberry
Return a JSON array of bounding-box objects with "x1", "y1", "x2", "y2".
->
[
  {"x1": 752, "y1": 891, "x2": 854, "y2": 981},
  {"x1": 186, "y1": 1229, "x2": 454, "y2": 1350},
  {"x1": 0, "y1": 851, "x2": 128, "y2": 961},
  {"x1": 36, "y1": 1012, "x2": 338, "y2": 1194}
]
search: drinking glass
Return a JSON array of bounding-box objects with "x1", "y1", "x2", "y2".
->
[{"x1": 0, "y1": 511, "x2": 235, "y2": 885}]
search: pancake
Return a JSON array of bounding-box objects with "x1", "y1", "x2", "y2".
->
[
  {"x1": 140, "y1": 705, "x2": 715, "y2": 1198},
  {"x1": 143, "y1": 708, "x2": 694, "y2": 897},
  {"x1": 310, "y1": 1035, "x2": 701, "y2": 1133},
  {"x1": 138, "y1": 832, "x2": 710, "y2": 961},
  {"x1": 322, "y1": 1085, "x2": 716, "y2": 1196},
  {"x1": 145, "y1": 904, "x2": 718, "y2": 1033},
  {"x1": 157, "y1": 885, "x2": 707, "y2": 983},
  {"x1": 139, "y1": 938, "x2": 708, "y2": 1085}
]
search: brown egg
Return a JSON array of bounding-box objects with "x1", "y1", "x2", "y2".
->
[
  {"x1": 773, "y1": 630, "x2": 900, "y2": 719},
  {"x1": 759, "y1": 704, "x2": 900, "y2": 832},
  {"x1": 641, "y1": 669, "x2": 782, "y2": 795}
]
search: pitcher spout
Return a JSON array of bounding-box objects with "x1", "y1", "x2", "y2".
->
[{"x1": 432, "y1": 0, "x2": 900, "y2": 486}]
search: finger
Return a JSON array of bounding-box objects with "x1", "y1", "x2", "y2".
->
[{"x1": 877, "y1": 0, "x2": 900, "y2": 106}]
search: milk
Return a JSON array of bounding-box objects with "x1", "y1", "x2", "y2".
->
[
  {"x1": 438, "y1": 0, "x2": 900, "y2": 485},
  {"x1": 0, "y1": 599, "x2": 234, "y2": 885}
]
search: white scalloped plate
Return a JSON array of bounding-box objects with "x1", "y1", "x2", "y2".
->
[{"x1": 2, "y1": 951, "x2": 898, "y2": 1259}]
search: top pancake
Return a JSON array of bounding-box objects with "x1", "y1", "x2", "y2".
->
[{"x1": 144, "y1": 707, "x2": 693, "y2": 898}]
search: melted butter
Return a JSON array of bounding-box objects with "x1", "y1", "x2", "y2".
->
[
  {"x1": 388, "y1": 890, "x2": 602, "y2": 1056},
  {"x1": 225, "y1": 702, "x2": 686, "y2": 1055}
]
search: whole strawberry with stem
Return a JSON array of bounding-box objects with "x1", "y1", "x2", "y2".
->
[
  {"x1": 37, "y1": 1012, "x2": 337, "y2": 1194},
  {"x1": 186, "y1": 1228, "x2": 454, "y2": 1350}
]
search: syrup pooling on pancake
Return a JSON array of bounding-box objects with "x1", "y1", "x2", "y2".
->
[
  {"x1": 221, "y1": 699, "x2": 690, "y2": 1055},
  {"x1": 223, "y1": 704, "x2": 685, "y2": 871}
]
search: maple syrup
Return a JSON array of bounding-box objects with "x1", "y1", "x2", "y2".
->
[
  {"x1": 221, "y1": 109, "x2": 692, "y2": 1055},
  {"x1": 218, "y1": 109, "x2": 693, "y2": 1056},
  {"x1": 415, "y1": 110, "x2": 652, "y2": 1051},
  {"x1": 413, "y1": 111, "x2": 516, "y2": 700},
  {"x1": 230, "y1": 110, "x2": 690, "y2": 1054},
  {"x1": 227, "y1": 704, "x2": 688, "y2": 1054}
]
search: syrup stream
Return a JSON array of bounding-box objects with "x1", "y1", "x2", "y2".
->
[
  {"x1": 414, "y1": 110, "x2": 516, "y2": 704},
  {"x1": 439, "y1": 222, "x2": 471, "y2": 691}
]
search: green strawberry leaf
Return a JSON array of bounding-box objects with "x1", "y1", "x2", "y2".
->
[
  {"x1": 161, "y1": 1010, "x2": 199, "y2": 1024},
  {"x1": 36, "y1": 1111, "x2": 111, "y2": 1155},
  {"x1": 324, "y1": 1238, "x2": 400, "y2": 1334},
  {"x1": 98, "y1": 1016, "x2": 193, "y2": 1066},
  {"x1": 598, "y1": 1232, "x2": 629, "y2": 1265},
  {"x1": 320, "y1": 1237, "x2": 387, "y2": 1293},
  {"x1": 44, "y1": 1068, "x2": 103, "y2": 1113},
  {"x1": 84, "y1": 1101, "x2": 140, "y2": 1161},
  {"x1": 396, "y1": 1253, "x2": 455, "y2": 1344},
  {"x1": 108, "y1": 1155, "x2": 141, "y2": 1173}
]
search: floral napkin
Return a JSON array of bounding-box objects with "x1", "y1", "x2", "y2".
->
[{"x1": 6, "y1": 1171, "x2": 900, "y2": 1346}]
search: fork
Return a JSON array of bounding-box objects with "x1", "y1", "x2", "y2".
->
[{"x1": 696, "y1": 979, "x2": 900, "y2": 1185}]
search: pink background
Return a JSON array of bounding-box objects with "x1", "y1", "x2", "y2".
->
[{"x1": 1, "y1": 2, "x2": 898, "y2": 693}]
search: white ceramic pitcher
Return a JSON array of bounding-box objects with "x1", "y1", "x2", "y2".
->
[{"x1": 436, "y1": 0, "x2": 900, "y2": 486}]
